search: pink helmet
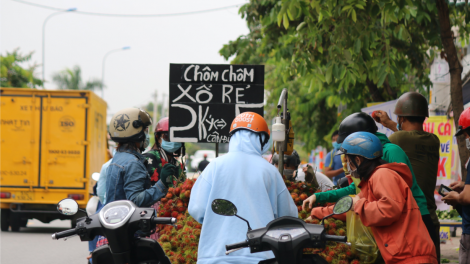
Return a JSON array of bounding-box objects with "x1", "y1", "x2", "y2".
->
[{"x1": 155, "y1": 117, "x2": 169, "y2": 133}]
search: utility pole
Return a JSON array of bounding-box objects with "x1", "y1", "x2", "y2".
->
[
  {"x1": 161, "y1": 94, "x2": 166, "y2": 119},
  {"x1": 153, "y1": 91, "x2": 158, "y2": 130}
]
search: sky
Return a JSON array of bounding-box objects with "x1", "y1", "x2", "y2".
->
[{"x1": 1, "y1": 0, "x2": 249, "y2": 122}]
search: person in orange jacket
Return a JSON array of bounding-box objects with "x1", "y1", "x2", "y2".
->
[{"x1": 339, "y1": 132, "x2": 437, "y2": 264}]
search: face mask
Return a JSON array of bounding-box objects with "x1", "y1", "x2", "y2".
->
[
  {"x1": 112, "y1": 148, "x2": 117, "y2": 156},
  {"x1": 332, "y1": 142, "x2": 342, "y2": 150},
  {"x1": 161, "y1": 139, "x2": 182, "y2": 153},
  {"x1": 396, "y1": 118, "x2": 402, "y2": 131},
  {"x1": 347, "y1": 161, "x2": 360, "y2": 179},
  {"x1": 466, "y1": 138, "x2": 470, "y2": 150},
  {"x1": 143, "y1": 133, "x2": 150, "y2": 149}
]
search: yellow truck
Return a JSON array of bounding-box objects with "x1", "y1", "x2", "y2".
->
[{"x1": 0, "y1": 88, "x2": 107, "y2": 231}]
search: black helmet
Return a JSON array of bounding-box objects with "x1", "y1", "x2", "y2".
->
[
  {"x1": 284, "y1": 150, "x2": 301, "y2": 168},
  {"x1": 337, "y1": 112, "x2": 378, "y2": 143},
  {"x1": 271, "y1": 153, "x2": 279, "y2": 165}
]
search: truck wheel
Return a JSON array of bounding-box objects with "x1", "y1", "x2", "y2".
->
[
  {"x1": 1, "y1": 209, "x2": 10, "y2": 231},
  {"x1": 10, "y1": 213, "x2": 20, "y2": 232}
]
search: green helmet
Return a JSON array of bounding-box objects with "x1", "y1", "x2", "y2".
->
[
  {"x1": 394, "y1": 92, "x2": 429, "y2": 117},
  {"x1": 109, "y1": 108, "x2": 152, "y2": 143}
]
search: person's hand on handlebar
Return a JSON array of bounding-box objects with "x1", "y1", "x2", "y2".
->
[{"x1": 351, "y1": 195, "x2": 360, "y2": 211}]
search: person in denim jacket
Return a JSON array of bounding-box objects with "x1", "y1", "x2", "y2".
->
[{"x1": 105, "y1": 108, "x2": 176, "y2": 207}]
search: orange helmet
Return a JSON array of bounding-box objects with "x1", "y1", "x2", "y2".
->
[{"x1": 230, "y1": 112, "x2": 270, "y2": 148}]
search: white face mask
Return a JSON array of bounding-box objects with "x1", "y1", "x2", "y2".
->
[
  {"x1": 347, "y1": 159, "x2": 361, "y2": 179},
  {"x1": 143, "y1": 133, "x2": 150, "y2": 149},
  {"x1": 466, "y1": 138, "x2": 470, "y2": 151}
]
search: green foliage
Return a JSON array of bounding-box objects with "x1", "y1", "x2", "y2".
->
[
  {"x1": 52, "y1": 65, "x2": 102, "y2": 91},
  {"x1": 0, "y1": 48, "x2": 42, "y2": 88},
  {"x1": 220, "y1": 0, "x2": 470, "y2": 149}
]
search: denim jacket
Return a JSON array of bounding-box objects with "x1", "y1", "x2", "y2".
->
[{"x1": 105, "y1": 149, "x2": 168, "y2": 207}]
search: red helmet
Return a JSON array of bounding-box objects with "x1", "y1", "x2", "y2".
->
[
  {"x1": 456, "y1": 108, "x2": 470, "y2": 136},
  {"x1": 155, "y1": 117, "x2": 169, "y2": 133}
]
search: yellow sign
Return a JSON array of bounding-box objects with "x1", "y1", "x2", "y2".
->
[
  {"x1": 423, "y1": 116, "x2": 455, "y2": 180},
  {"x1": 439, "y1": 226, "x2": 451, "y2": 240}
]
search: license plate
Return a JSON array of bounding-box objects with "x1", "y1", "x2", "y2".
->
[{"x1": 12, "y1": 191, "x2": 35, "y2": 201}]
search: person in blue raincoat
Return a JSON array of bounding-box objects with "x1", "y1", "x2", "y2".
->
[{"x1": 188, "y1": 112, "x2": 298, "y2": 264}]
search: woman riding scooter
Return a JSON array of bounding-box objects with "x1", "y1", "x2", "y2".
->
[{"x1": 96, "y1": 108, "x2": 177, "y2": 248}]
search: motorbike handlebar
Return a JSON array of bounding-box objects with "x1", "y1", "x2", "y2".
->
[
  {"x1": 151, "y1": 217, "x2": 177, "y2": 225},
  {"x1": 226, "y1": 240, "x2": 249, "y2": 251},
  {"x1": 324, "y1": 234, "x2": 347, "y2": 243},
  {"x1": 52, "y1": 228, "x2": 78, "y2": 240}
]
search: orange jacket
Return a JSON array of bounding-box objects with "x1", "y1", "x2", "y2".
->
[{"x1": 355, "y1": 163, "x2": 437, "y2": 264}]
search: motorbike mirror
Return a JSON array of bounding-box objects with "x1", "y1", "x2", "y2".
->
[
  {"x1": 333, "y1": 196, "x2": 353, "y2": 215},
  {"x1": 211, "y1": 199, "x2": 237, "y2": 216},
  {"x1": 92, "y1": 172, "x2": 100, "y2": 181},
  {"x1": 211, "y1": 199, "x2": 252, "y2": 231},
  {"x1": 320, "y1": 196, "x2": 353, "y2": 225},
  {"x1": 57, "y1": 198, "x2": 79, "y2": 216}
]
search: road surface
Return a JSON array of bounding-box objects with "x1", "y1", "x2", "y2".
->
[
  {"x1": 1, "y1": 174, "x2": 199, "y2": 264},
  {"x1": 1, "y1": 219, "x2": 89, "y2": 264}
]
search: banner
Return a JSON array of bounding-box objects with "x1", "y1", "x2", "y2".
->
[
  {"x1": 362, "y1": 100, "x2": 461, "y2": 181},
  {"x1": 423, "y1": 116, "x2": 459, "y2": 182}
]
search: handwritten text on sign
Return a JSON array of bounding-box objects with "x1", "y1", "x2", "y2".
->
[{"x1": 169, "y1": 64, "x2": 264, "y2": 143}]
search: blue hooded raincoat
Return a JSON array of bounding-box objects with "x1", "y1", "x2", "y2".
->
[{"x1": 188, "y1": 130, "x2": 298, "y2": 264}]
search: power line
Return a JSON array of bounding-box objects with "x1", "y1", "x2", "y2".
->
[{"x1": 11, "y1": 0, "x2": 244, "y2": 17}]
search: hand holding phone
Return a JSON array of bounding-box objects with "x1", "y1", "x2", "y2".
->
[{"x1": 439, "y1": 184, "x2": 453, "y2": 197}]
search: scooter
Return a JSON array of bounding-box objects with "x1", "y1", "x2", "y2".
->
[
  {"x1": 211, "y1": 196, "x2": 353, "y2": 264},
  {"x1": 52, "y1": 198, "x2": 176, "y2": 264}
]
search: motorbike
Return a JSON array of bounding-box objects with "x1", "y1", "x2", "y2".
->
[
  {"x1": 52, "y1": 198, "x2": 176, "y2": 264},
  {"x1": 211, "y1": 195, "x2": 353, "y2": 264}
]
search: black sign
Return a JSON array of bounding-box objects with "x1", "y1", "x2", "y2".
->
[{"x1": 169, "y1": 64, "x2": 264, "y2": 143}]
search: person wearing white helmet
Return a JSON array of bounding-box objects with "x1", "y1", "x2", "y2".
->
[{"x1": 106, "y1": 108, "x2": 175, "y2": 206}]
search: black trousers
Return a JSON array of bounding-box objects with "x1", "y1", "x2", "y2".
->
[{"x1": 422, "y1": 214, "x2": 440, "y2": 264}]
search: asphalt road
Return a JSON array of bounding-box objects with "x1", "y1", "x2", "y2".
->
[
  {"x1": 0, "y1": 173, "x2": 199, "y2": 264},
  {"x1": 1, "y1": 219, "x2": 89, "y2": 264}
]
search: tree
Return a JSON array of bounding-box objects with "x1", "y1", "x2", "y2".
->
[
  {"x1": 0, "y1": 48, "x2": 42, "y2": 88},
  {"x1": 220, "y1": 0, "x2": 470, "y2": 176},
  {"x1": 436, "y1": 0, "x2": 470, "y2": 179},
  {"x1": 52, "y1": 65, "x2": 102, "y2": 91}
]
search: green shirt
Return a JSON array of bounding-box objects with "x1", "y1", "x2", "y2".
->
[
  {"x1": 389, "y1": 130, "x2": 440, "y2": 222},
  {"x1": 315, "y1": 132, "x2": 430, "y2": 216}
]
